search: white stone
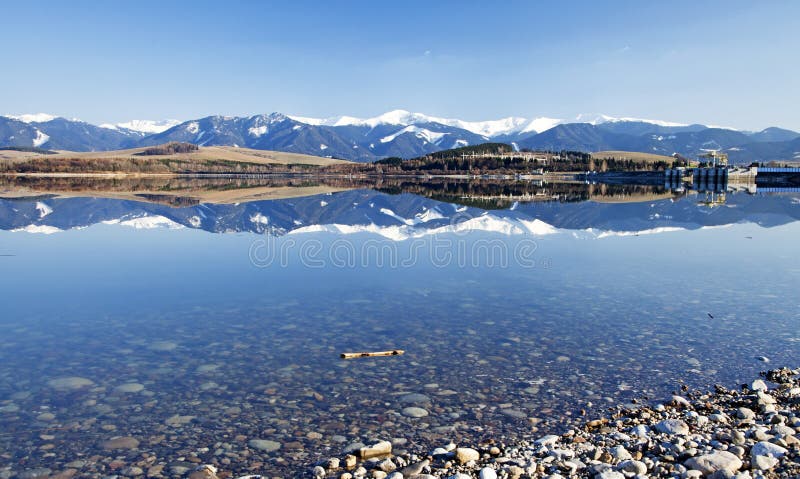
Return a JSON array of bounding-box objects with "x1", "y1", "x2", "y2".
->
[
  {"x1": 655, "y1": 418, "x2": 690, "y2": 435},
  {"x1": 684, "y1": 450, "x2": 742, "y2": 475},
  {"x1": 751, "y1": 379, "x2": 768, "y2": 392},
  {"x1": 401, "y1": 406, "x2": 429, "y2": 418},
  {"x1": 596, "y1": 471, "x2": 625, "y2": 479},
  {"x1": 617, "y1": 460, "x2": 647, "y2": 475},
  {"x1": 534, "y1": 434, "x2": 560, "y2": 446},
  {"x1": 751, "y1": 441, "x2": 788, "y2": 458},
  {"x1": 479, "y1": 467, "x2": 497, "y2": 479},
  {"x1": 751, "y1": 454, "x2": 779, "y2": 471},
  {"x1": 609, "y1": 445, "x2": 632, "y2": 461}
]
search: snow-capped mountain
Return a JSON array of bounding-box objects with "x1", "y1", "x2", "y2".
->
[
  {"x1": 1, "y1": 111, "x2": 798, "y2": 163},
  {"x1": 574, "y1": 113, "x2": 690, "y2": 128},
  {"x1": 100, "y1": 119, "x2": 182, "y2": 134},
  {"x1": 289, "y1": 109, "x2": 562, "y2": 137},
  {"x1": 5, "y1": 113, "x2": 59, "y2": 123}
]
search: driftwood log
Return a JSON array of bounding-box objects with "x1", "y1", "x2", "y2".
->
[{"x1": 340, "y1": 350, "x2": 405, "y2": 359}]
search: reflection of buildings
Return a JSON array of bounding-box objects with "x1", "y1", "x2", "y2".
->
[{"x1": 697, "y1": 190, "x2": 727, "y2": 207}]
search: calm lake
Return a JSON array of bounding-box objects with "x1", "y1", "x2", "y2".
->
[{"x1": 1, "y1": 181, "x2": 799, "y2": 478}]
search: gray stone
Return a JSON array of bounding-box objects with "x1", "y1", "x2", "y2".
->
[
  {"x1": 500, "y1": 408, "x2": 527, "y2": 419},
  {"x1": 115, "y1": 382, "x2": 145, "y2": 393},
  {"x1": 401, "y1": 407, "x2": 429, "y2": 418},
  {"x1": 46, "y1": 377, "x2": 94, "y2": 390},
  {"x1": 735, "y1": 408, "x2": 755, "y2": 420},
  {"x1": 399, "y1": 393, "x2": 431, "y2": 404},
  {"x1": 400, "y1": 459, "x2": 429, "y2": 476},
  {"x1": 16, "y1": 469, "x2": 52, "y2": 479},
  {"x1": 121, "y1": 466, "x2": 144, "y2": 476},
  {"x1": 344, "y1": 442, "x2": 366, "y2": 454},
  {"x1": 616, "y1": 460, "x2": 646, "y2": 475},
  {"x1": 101, "y1": 436, "x2": 140, "y2": 450},
  {"x1": 684, "y1": 451, "x2": 743, "y2": 475},
  {"x1": 248, "y1": 439, "x2": 281, "y2": 452},
  {"x1": 751, "y1": 454, "x2": 779, "y2": 471}
]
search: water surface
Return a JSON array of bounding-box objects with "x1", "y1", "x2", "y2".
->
[{"x1": 1, "y1": 185, "x2": 799, "y2": 478}]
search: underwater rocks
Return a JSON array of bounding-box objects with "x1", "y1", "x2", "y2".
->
[{"x1": 46, "y1": 376, "x2": 94, "y2": 390}]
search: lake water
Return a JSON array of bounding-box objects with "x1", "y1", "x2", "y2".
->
[{"x1": 1, "y1": 183, "x2": 799, "y2": 478}]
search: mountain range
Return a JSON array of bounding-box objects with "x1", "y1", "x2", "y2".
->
[{"x1": 2, "y1": 111, "x2": 799, "y2": 164}]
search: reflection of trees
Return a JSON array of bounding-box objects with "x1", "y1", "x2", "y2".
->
[
  {"x1": 0, "y1": 175, "x2": 681, "y2": 209},
  {"x1": 373, "y1": 179, "x2": 680, "y2": 209}
]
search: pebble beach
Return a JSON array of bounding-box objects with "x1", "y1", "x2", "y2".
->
[
  {"x1": 151, "y1": 366, "x2": 799, "y2": 479},
  {"x1": 281, "y1": 367, "x2": 800, "y2": 479}
]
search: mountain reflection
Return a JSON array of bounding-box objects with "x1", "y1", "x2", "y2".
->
[{"x1": 1, "y1": 175, "x2": 799, "y2": 236}]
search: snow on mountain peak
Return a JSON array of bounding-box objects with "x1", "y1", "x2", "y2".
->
[
  {"x1": 520, "y1": 117, "x2": 563, "y2": 134},
  {"x1": 288, "y1": 110, "x2": 564, "y2": 136},
  {"x1": 6, "y1": 113, "x2": 58, "y2": 123},
  {"x1": 32, "y1": 129, "x2": 50, "y2": 147},
  {"x1": 380, "y1": 125, "x2": 448, "y2": 144},
  {"x1": 575, "y1": 113, "x2": 688, "y2": 127},
  {"x1": 100, "y1": 119, "x2": 182, "y2": 134}
]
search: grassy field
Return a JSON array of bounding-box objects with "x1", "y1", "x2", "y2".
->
[{"x1": 0, "y1": 145, "x2": 349, "y2": 174}]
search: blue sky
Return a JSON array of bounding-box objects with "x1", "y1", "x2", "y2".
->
[{"x1": 2, "y1": 0, "x2": 799, "y2": 130}]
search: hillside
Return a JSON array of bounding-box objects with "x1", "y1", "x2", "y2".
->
[{"x1": 0, "y1": 144, "x2": 348, "y2": 174}]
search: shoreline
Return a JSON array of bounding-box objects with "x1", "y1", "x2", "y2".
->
[{"x1": 273, "y1": 368, "x2": 800, "y2": 479}]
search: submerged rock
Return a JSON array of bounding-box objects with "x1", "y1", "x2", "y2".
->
[
  {"x1": 402, "y1": 407, "x2": 429, "y2": 418},
  {"x1": 46, "y1": 377, "x2": 94, "y2": 390},
  {"x1": 101, "y1": 436, "x2": 140, "y2": 450},
  {"x1": 248, "y1": 439, "x2": 281, "y2": 452},
  {"x1": 114, "y1": 382, "x2": 145, "y2": 393}
]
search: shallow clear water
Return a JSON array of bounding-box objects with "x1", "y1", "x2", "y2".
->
[{"x1": 1, "y1": 188, "x2": 799, "y2": 478}]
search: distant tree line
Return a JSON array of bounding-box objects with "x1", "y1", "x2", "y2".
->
[{"x1": 137, "y1": 142, "x2": 199, "y2": 156}]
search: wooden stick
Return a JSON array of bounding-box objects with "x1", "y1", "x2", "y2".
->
[{"x1": 340, "y1": 350, "x2": 405, "y2": 359}]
